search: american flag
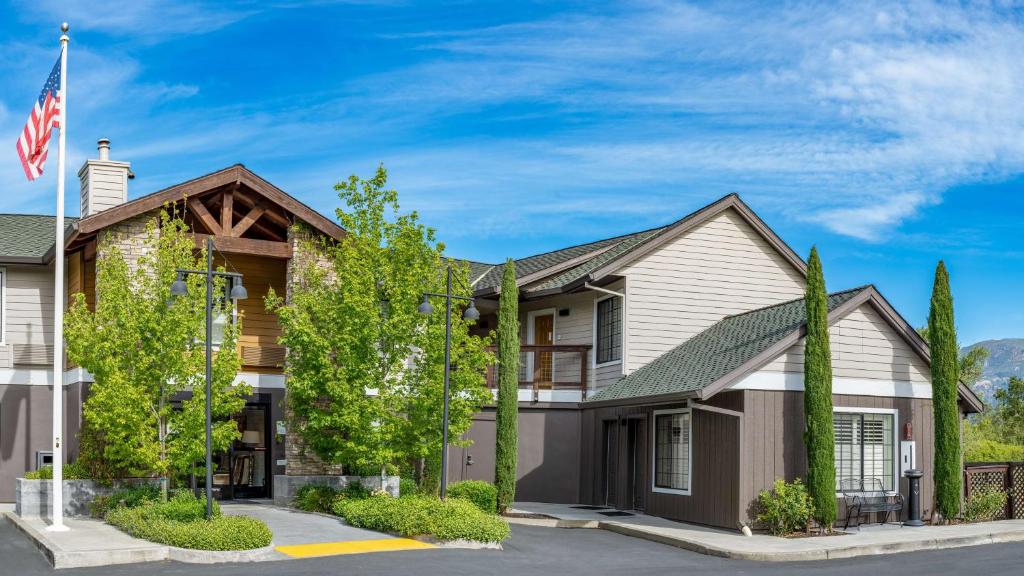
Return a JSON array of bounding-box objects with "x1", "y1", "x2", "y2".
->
[{"x1": 16, "y1": 53, "x2": 63, "y2": 181}]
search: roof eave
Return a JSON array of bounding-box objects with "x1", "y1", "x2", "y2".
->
[{"x1": 584, "y1": 389, "x2": 700, "y2": 409}]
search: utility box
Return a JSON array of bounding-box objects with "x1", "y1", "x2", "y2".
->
[{"x1": 900, "y1": 441, "x2": 917, "y2": 476}]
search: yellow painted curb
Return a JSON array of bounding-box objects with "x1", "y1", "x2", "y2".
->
[{"x1": 275, "y1": 538, "x2": 436, "y2": 558}]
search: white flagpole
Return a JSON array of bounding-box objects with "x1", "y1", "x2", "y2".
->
[{"x1": 48, "y1": 22, "x2": 70, "y2": 532}]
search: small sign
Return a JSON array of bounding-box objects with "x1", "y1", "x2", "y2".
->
[
  {"x1": 276, "y1": 459, "x2": 287, "y2": 467},
  {"x1": 276, "y1": 420, "x2": 286, "y2": 435}
]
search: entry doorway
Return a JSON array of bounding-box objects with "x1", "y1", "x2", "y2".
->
[
  {"x1": 206, "y1": 401, "x2": 272, "y2": 500},
  {"x1": 601, "y1": 417, "x2": 647, "y2": 511},
  {"x1": 526, "y1": 310, "x2": 555, "y2": 385}
]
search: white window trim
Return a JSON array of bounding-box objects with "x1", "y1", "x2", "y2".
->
[
  {"x1": 592, "y1": 293, "x2": 623, "y2": 369},
  {"x1": 0, "y1": 266, "x2": 6, "y2": 346},
  {"x1": 525, "y1": 308, "x2": 557, "y2": 381},
  {"x1": 833, "y1": 406, "x2": 899, "y2": 495},
  {"x1": 651, "y1": 407, "x2": 692, "y2": 496}
]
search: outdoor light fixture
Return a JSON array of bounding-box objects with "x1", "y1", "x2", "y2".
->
[
  {"x1": 418, "y1": 264, "x2": 480, "y2": 500},
  {"x1": 229, "y1": 280, "x2": 248, "y2": 301},
  {"x1": 171, "y1": 238, "x2": 247, "y2": 520},
  {"x1": 417, "y1": 295, "x2": 434, "y2": 315},
  {"x1": 170, "y1": 277, "x2": 188, "y2": 297},
  {"x1": 463, "y1": 301, "x2": 480, "y2": 321}
]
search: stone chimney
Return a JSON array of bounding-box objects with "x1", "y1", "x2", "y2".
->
[{"x1": 78, "y1": 138, "x2": 132, "y2": 217}]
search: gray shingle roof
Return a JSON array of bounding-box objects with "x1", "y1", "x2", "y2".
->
[
  {"x1": 0, "y1": 214, "x2": 78, "y2": 262},
  {"x1": 472, "y1": 226, "x2": 669, "y2": 292},
  {"x1": 587, "y1": 286, "x2": 869, "y2": 403}
]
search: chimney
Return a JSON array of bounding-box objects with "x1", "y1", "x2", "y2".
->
[{"x1": 79, "y1": 138, "x2": 132, "y2": 217}]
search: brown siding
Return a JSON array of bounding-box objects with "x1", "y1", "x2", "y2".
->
[
  {"x1": 579, "y1": 392, "x2": 743, "y2": 529},
  {"x1": 214, "y1": 254, "x2": 286, "y2": 373},
  {"x1": 741, "y1": 390, "x2": 937, "y2": 524},
  {"x1": 450, "y1": 406, "x2": 582, "y2": 503}
]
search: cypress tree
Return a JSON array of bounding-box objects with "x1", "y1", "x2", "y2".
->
[
  {"x1": 494, "y1": 259, "x2": 520, "y2": 513},
  {"x1": 929, "y1": 261, "x2": 962, "y2": 520},
  {"x1": 804, "y1": 246, "x2": 837, "y2": 528}
]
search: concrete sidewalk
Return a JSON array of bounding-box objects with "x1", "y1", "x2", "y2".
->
[{"x1": 508, "y1": 502, "x2": 1024, "y2": 561}]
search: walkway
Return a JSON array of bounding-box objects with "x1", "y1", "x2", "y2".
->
[
  {"x1": 222, "y1": 501, "x2": 433, "y2": 558},
  {"x1": 508, "y1": 502, "x2": 1024, "y2": 561}
]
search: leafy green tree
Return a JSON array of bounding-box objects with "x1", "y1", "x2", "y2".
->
[
  {"x1": 928, "y1": 261, "x2": 962, "y2": 520},
  {"x1": 268, "y1": 165, "x2": 491, "y2": 487},
  {"x1": 66, "y1": 210, "x2": 246, "y2": 489},
  {"x1": 993, "y1": 377, "x2": 1024, "y2": 446},
  {"x1": 803, "y1": 247, "x2": 836, "y2": 529},
  {"x1": 494, "y1": 259, "x2": 520, "y2": 513}
]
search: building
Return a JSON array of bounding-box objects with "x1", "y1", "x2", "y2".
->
[{"x1": 0, "y1": 144, "x2": 982, "y2": 529}]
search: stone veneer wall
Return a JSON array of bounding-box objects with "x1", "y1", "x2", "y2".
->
[
  {"x1": 96, "y1": 212, "x2": 159, "y2": 274},
  {"x1": 284, "y1": 224, "x2": 342, "y2": 476}
]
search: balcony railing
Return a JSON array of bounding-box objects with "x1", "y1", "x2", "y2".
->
[{"x1": 485, "y1": 344, "x2": 592, "y2": 402}]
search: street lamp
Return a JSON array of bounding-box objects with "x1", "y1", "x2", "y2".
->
[
  {"x1": 170, "y1": 237, "x2": 247, "y2": 519},
  {"x1": 418, "y1": 263, "x2": 479, "y2": 499}
]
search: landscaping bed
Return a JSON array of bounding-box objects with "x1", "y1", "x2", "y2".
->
[
  {"x1": 292, "y1": 480, "x2": 510, "y2": 544},
  {"x1": 101, "y1": 489, "x2": 273, "y2": 551}
]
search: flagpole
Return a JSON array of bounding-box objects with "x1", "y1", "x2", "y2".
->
[{"x1": 48, "y1": 22, "x2": 70, "y2": 533}]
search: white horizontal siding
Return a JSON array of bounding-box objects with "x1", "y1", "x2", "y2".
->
[
  {"x1": 755, "y1": 302, "x2": 932, "y2": 385},
  {"x1": 621, "y1": 208, "x2": 805, "y2": 373}
]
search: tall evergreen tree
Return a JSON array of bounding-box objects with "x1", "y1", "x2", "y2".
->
[
  {"x1": 803, "y1": 246, "x2": 836, "y2": 528},
  {"x1": 494, "y1": 259, "x2": 520, "y2": 513},
  {"x1": 929, "y1": 261, "x2": 962, "y2": 520}
]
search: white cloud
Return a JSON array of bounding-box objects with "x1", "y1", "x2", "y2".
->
[{"x1": 22, "y1": 0, "x2": 256, "y2": 40}]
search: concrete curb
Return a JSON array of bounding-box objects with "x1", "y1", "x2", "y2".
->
[
  {"x1": 167, "y1": 544, "x2": 282, "y2": 563},
  {"x1": 412, "y1": 535, "x2": 503, "y2": 550},
  {"x1": 598, "y1": 521, "x2": 1024, "y2": 562},
  {"x1": 4, "y1": 511, "x2": 285, "y2": 568},
  {"x1": 4, "y1": 512, "x2": 168, "y2": 569},
  {"x1": 504, "y1": 513, "x2": 599, "y2": 529}
]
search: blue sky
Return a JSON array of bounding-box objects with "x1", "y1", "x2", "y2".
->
[{"x1": 1, "y1": 1, "x2": 1022, "y2": 344}]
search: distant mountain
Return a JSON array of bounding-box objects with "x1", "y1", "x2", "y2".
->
[{"x1": 962, "y1": 338, "x2": 1024, "y2": 404}]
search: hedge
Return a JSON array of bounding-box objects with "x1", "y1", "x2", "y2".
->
[
  {"x1": 334, "y1": 495, "x2": 510, "y2": 543},
  {"x1": 105, "y1": 492, "x2": 271, "y2": 551},
  {"x1": 447, "y1": 480, "x2": 497, "y2": 513},
  {"x1": 23, "y1": 462, "x2": 90, "y2": 480}
]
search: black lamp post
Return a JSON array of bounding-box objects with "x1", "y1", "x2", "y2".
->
[
  {"x1": 170, "y1": 237, "x2": 247, "y2": 519},
  {"x1": 418, "y1": 263, "x2": 479, "y2": 499}
]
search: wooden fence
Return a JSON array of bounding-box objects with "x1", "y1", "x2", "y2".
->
[{"x1": 963, "y1": 462, "x2": 1024, "y2": 520}]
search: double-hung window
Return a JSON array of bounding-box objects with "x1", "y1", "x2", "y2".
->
[
  {"x1": 834, "y1": 410, "x2": 896, "y2": 491},
  {"x1": 595, "y1": 296, "x2": 622, "y2": 365},
  {"x1": 652, "y1": 409, "x2": 691, "y2": 494}
]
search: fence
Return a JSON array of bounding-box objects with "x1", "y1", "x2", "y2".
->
[{"x1": 963, "y1": 462, "x2": 1024, "y2": 520}]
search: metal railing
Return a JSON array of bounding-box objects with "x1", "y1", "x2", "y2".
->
[{"x1": 485, "y1": 344, "x2": 592, "y2": 401}]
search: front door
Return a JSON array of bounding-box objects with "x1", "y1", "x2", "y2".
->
[
  {"x1": 533, "y1": 314, "x2": 554, "y2": 384},
  {"x1": 625, "y1": 418, "x2": 646, "y2": 512},
  {"x1": 209, "y1": 402, "x2": 271, "y2": 500}
]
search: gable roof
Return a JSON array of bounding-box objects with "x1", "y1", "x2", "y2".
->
[
  {"x1": 0, "y1": 214, "x2": 78, "y2": 264},
  {"x1": 586, "y1": 285, "x2": 984, "y2": 413},
  {"x1": 72, "y1": 164, "x2": 346, "y2": 241},
  {"x1": 473, "y1": 193, "x2": 807, "y2": 298}
]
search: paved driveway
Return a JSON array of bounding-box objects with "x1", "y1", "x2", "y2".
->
[{"x1": 3, "y1": 516, "x2": 1024, "y2": 575}]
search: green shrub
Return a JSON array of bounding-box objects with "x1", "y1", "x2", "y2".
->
[
  {"x1": 447, "y1": 480, "x2": 497, "y2": 513},
  {"x1": 335, "y1": 495, "x2": 510, "y2": 543},
  {"x1": 23, "y1": 462, "x2": 90, "y2": 480},
  {"x1": 964, "y1": 488, "x2": 1009, "y2": 522},
  {"x1": 293, "y1": 484, "x2": 341, "y2": 513},
  {"x1": 90, "y1": 484, "x2": 162, "y2": 518},
  {"x1": 342, "y1": 481, "x2": 372, "y2": 500},
  {"x1": 151, "y1": 491, "x2": 220, "y2": 522},
  {"x1": 106, "y1": 505, "x2": 272, "y2": 550},
  {"x1": 756, "y1": 478, "x2": 814, "y2": 536},
  {"x1": 965, "y1": 439, "x2": 1024, "y2": 463},
  {"x1": 399, "y1": 478, "x2": 418, "y2": 497}
]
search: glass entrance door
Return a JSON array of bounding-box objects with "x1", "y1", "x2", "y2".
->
[{"x1": 210, "y1": 403, "x2": 270, "y2": 499}]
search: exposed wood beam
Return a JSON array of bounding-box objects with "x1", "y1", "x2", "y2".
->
[
  {"x1": 232, "y1": 203, "x2": 267, "y2": 237},
  {"x1": 220, "y1": 188, "x2": 234, "y2": 233},
  {"x1": 192, "y1": 234, "x2": 291, "y2": 259},
  {"x1": 207, "y1": 192, "x2": 285, "y2": 241},
  {"x1": 188, "y1": 197, "x2": 222, "y2": 235},
  {"x1": 234, "y1": 188, "x2": 291, "y2": 228}
]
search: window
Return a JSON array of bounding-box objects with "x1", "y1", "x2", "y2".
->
[
  {"x1": 0, "y1": 267, "x2": 5, "y2": 344},
  {"x1": 595, "y1": 296, "x2": 622, "y2": 364},
  {"x1": 652, "y1": 409, "x2": 691, "y2": 494},
  {"x1": 834, "y1": 410, "x2": 896, "y2": 491}
]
